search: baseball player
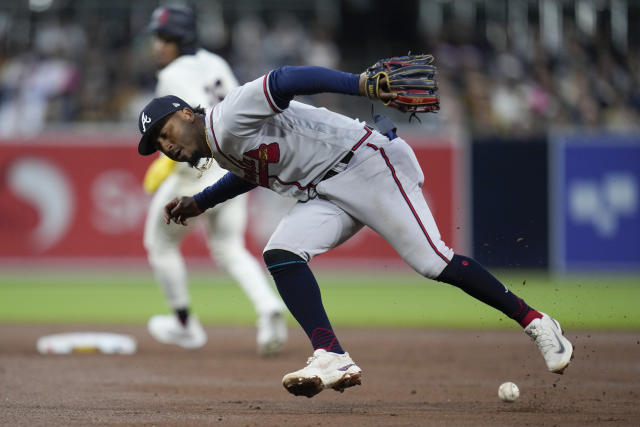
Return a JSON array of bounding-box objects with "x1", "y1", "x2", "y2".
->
[
  {"x1": 136, "y1": 57, "x2": 574, "y2": 398},
  {"x1": 140, "y1": 5, "x2": 287, "y2": 356}
]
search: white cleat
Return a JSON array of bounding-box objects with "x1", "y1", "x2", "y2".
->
[
  {"x1": 282, "y1": 349, "x2": 362, "y2": 398},
  {"x1": 524, "y1": 312, "x2": 574, "y2": 374},
  {"x1": 257, "y1": 311, "x2": 288, "y2": 357},
  {"x1": 147, "y1": 314, "x2": 207, "y2": 349}
]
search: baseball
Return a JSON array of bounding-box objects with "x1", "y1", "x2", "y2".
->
[{"x1": 498, "y1": 382, "x2": 519, "y2": 402}]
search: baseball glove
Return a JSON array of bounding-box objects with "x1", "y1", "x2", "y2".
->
[{"x1": 363, "y1": 54, "x2": 439, "y2": 113}]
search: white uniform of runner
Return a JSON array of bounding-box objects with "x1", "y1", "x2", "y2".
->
[
  {"x1": 144, "y1": 50, "x2": 286, "y2": 351},
  {"x1": 205, "y1": 73, "x2": 454, "y2": 277}
]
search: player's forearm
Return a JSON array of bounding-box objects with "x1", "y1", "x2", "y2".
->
[
  {"x1": 193, "y1": 172, "x2": 257, "y2": 211},
  {"x1": 268, "y1": 66, "x2": 361, "y2": 110}
]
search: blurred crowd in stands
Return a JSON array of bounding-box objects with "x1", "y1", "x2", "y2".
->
[
  {"x1": 1, "y1": 2, "x2": 639, "y2": 138},
  {"x1": 433, "y1": 22, "x2": 640, "y2": 138}
]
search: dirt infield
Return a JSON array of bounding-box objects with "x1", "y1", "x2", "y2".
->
[{"x1": 1, "y1": 324, "x2": 639, "y2": 426}]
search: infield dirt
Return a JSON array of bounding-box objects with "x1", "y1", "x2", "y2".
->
[{"x1": 1, "y1": 324, "x2": 638, "y2": 426}]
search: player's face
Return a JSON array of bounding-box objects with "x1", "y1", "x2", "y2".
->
[
  {"x1": 151, "y1": 35, "x2": 180, "y2": 68},
  {"x1": 154, "y1": 109, "x2": 209, "y2": 167}
]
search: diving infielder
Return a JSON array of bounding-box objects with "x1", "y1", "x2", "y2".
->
[
  {"x1": 141, "y1": 5, "x2": 287, "y2": 355},
  {"x1": 136, "y1": 60, "x2": 574, "y2": 397}
]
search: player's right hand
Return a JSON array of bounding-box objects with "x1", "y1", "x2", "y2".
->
[{"x1": 164, "y1": 196, "x2": 203, "y2": 225}]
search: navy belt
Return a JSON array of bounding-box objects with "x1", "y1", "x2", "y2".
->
[{"x1": 321, "y1": 151, "x2": 354, "y2": 181}]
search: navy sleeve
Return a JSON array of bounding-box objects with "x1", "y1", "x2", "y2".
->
[
  {"x1": 268, "y1": 66, "x2": 360, "y2": 110},
  {"x1": 193, "y1": 172, "x2": 257, "y2": 211}
]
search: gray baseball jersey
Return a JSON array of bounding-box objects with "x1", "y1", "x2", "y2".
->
[
  {"x1": 205, "y1": 74, "x2": 373, "y2": 201},
  {"x1": 203, "y1": 71, "x2": 454, "y2": 277}
]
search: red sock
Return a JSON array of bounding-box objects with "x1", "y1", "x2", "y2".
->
[{"x1": 519, "y1": 309, "x2": 543, "y2": 328}]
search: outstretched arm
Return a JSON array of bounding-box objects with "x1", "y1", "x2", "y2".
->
[
  {"x1": 164, "y1": 172, "x2": 256, "y2": 225},
  {"x1": 267, "y1": 66, "x2": 394, "y2": 110},
  {"x1": 220, "y1": 65, "x2": 397, "y2": 137}
]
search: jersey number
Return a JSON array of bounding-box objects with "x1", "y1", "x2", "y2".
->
[{"x1": 204, "y1": 79, "x2": 225, "y2": 106}]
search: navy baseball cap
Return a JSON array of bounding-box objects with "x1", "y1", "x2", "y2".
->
[{"x1": 137, "y1": 95, "x2": 191, "y2": 155}]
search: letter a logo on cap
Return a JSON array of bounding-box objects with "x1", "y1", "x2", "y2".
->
[{"x1": 141, "y1": 112, "x2": 152, "y2": 132}]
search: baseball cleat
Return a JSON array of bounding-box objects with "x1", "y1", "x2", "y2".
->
[
  {"x1": 147, "y1": 314, "x2": 207, "y2": 349},
  {"x1": 524, "y1": 312, "x2": 574, "y2": 374},
  {"x1": 257, "y1": 310, "x2": 288, "y2": 357},
  {"x1": 282, "y1": 349, "x2": 362, "y2": 398}
]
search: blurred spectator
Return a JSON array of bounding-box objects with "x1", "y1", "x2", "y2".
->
[
  {"x1": 0, "y1": 54, "x2": 78, "y2": 137},
  {"x1": 0, "y1": 1, "x2": 638, "y2": 139},
  {"x1": 0, "y1": 12, "x2": 84, "y2": 137},
  {"x1": 303, "y1": 26, "x2": 340, "y2": 69},
  {"x1": 262, "y1": 13, "x2": 308, "y2": 69},
  {"x1": 229, "y1": 14, "x2": 270, "y2": 83}
]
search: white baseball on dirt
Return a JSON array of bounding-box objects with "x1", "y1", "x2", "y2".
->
[{"x1": 498, "y1": 381, "x2": 519, "y2": 402}]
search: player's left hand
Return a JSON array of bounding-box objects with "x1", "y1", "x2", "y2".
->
[{"x1": 164, "y1": 196, "x2": 203, "y2": 225}]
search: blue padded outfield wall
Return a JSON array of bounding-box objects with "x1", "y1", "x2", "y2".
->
[
  {"x1": 550, "y1": 133, "x2": 640, "y2": 272},
  {"x1": 471, "y1": 138, "x2": 549, "y2": 269}
]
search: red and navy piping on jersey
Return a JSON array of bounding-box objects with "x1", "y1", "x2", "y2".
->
[
  {"x1": 352, "y1": 126, "x2": 372, "y2": 151},
  {"x1": 208, "y1": 104, "x2": 372, "y2": 195},
  {"x1": 367, "y1": 142, "x2": 452, "y2": 265},
  {"x1": 266, "y1": 125, "x2": 372, "y2": 190},
  {"x1": 207, "y1": 109, "x2": 245, "y2": 171},
  {"x1": 263, "y1": 72, "x2": 283, "y2": 114}
]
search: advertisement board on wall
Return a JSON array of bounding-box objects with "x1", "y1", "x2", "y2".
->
[
  {"x1": 550, "y1": 133, "x2": 640, "y2": 272},
  {"x1": 0, "y1": 133, "x2": 466, "y2": 268}
]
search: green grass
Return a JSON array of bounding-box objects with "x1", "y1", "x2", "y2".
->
[{"x1": 0, "y1": 269, "x2": 638, "y2": 329}]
